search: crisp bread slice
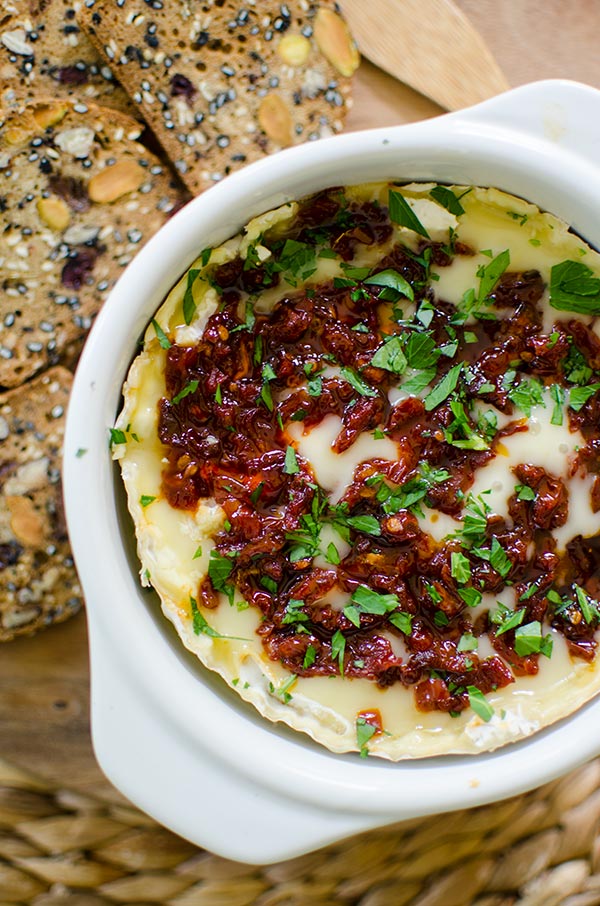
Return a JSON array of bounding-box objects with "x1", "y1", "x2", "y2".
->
[
  {"x1": 0, "y1": 0, "x2": 136, "y2": 117},
  {"x1": 78, "y1": 0, "x2": 358, "y2": 195},
  {"x1": 0, "y1": 97, "x2": 186, "y2": 388},
  {"x1": 0, "y1": 366, "x2": 81, "y2": 641}
]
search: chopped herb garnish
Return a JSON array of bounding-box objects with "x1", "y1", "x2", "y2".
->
[
  {"x1": 550, "y1": 384, "x2": 565, "y2": 425},
  {"x1": 389, "y1": 611, "x2": 413, "y2": 634},
  {"x1": 514, "y1": 621, "x2": 553, "y2": 658},
  {"x1": 356, "y1": 716, "x2": 377, "y2": 757},
  {"x1": 303, "y1": 644, "x2": 317, "y2": 668},
  {"x1": 493, "y1": 604, "x2": 525, "y2": 636},
  {"x1": 405, "y1": 332, "x2": 440, "y2": 370},
  {"x1": 472, "y1": 537, "x2": 512, "y2": 579},
  {"x1": 140, "y1": 494, "x2": 156, "y2": 507},
  {"x1": 190, "y1": 596, "x2": 246, "y2": 640},
  {"x1": 325, "y1": 541, "x2": 341, "y2": 565},
  {"x1": 282, "y1": 598, "x2": 309, "y2": 626},
  {"x1": 477, "y1": 249, "x2": 510, "y2": 302},
  {"x1": 284, "y1": 445, "x2": 300, "y2": 475},
  {"x1": 340, "y1": 366, "x2": 377, "y2": 398},
  {"x1": 516, "y1": 484, "x2": 535, "y2": 501},
  {"x1": 109, "y1": 427, "x2": 127, "y2": 447},
  {"x1": 193, "y1": 545, "x2": 203, "y2": 560},
  {"x1": 424, "y1": 363, "x2": 463, "y2": 411},
  {"x1": 458, "y1": 633, "x2": 478, "y2": 652},
  {"x1": 345, "y1": 514, "x2": 381, "y2": 535},
  {"x1": 208, "y1": 549, "x2": 234, "y2": 591},
  {"x1": 507, "y1": 377, "x2": 544, "y2": 417},
  {"x1": 371, "y1": 335, "x2": 408, "y2": 374},
  {"x1": 575, "y1": 585, "x2": 600, "y2": 624},
  {"x1": 569, "y1": 383, "x2": 600, "y2": 412},
  {"x1": 183, "y1": 268, "x2": 200, "y2": 325},
  {"x1": 172, "y1": 379, "x2": 199, "y2": 405},
  {"x1": 364, "y1": 268, "x2": 415, "y2": 302},
  {"x1": 260, "y1": 575, "x2": 278, "y2": 594},
  {"x1": 451, "y1": 551, "x2": 471, "y2": 584},
  {"x1": 389, "y1": 189, "x2": 430, "y2": 238},
  {"x1": 550, "y1": 259, "x2": 600, "y2": 315},
  {"x1": 467, "y1": 686, "x2": 494, "y2": 722},
  {"x1": 430, "y1": 185, "x2": 467, "y2": 216},
  {"x1": 250, "y1": 482, "x2": 264, "y2": 505},
  {"x1": 151, "y1": 318, "x2": 171, "y2": 349},
  {"x1": 331, "y1": 630, "x2": 346, "y2": 675},
  {"x1": 458, "y1": 587, "x2": 483, "y2": 608}
]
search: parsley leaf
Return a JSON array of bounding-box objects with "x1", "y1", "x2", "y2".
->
[
  {"x1": 430, "y1": 185, "x2": 468, "y2": 216},
  {"x1": 356, "y1": 716, "x2": 378, "y2": 757},
  {"x1": 190, "y1": 596, "x2": 246, "y2": 640},
  {"x1": 514, "y1": 620, "x2": 553, "y2": 658},
  {"x1": 364, "y1": 268, "x2": 415, "y2": 302},
  {"x1": 550, "y1": 259, "x2": 600, "y2": 315},
  {"x1": 303, "y1": 644, "x2": 317, "y2": 668},
  {"x1": 371, "y1": 336, "x2": 408, "y2": 374},
  {"x1": 569, "y1": 383, "x2": 600, "y2": 411},
  {"x1": 468, "y1": 686, "x2": 494, "y2": 722},
  {"x1": 331, "y1": 630, "x2": 346, "y2": 675},
  {"x1": 151, "y1": 318, "x2": 171, "y2": 349},
  {"x1": 284, "y1": 445, "x2": 300, "y2": 475},
  {"x1": 450, "y1": 551, "x2": 471, "y2": 584},
  {"x1": 340, "y1": 366, "x2": 377, "y2": 398},
  {"x1": 172, "y1": 379, "x2": 199, "y2": 405},
  {"x1": 472, "y1": 537, "x2": 512, "y2": 578},
  {"x1": 477, "y1": 249, "x2": 510, "y2": 302},
  {"x1": 183, "y1": 268, "x2": 200, "y2": 325},
  {"x1": 424, "y1": 363, "x2": 463, "y2": 411},
  {"x1": 388, "y1": 189, "x2": 430, "y2": 238}
]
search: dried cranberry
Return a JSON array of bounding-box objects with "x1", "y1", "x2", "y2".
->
[{"x1": 170, "y1": 73, "x2": 196, "y2": 102}]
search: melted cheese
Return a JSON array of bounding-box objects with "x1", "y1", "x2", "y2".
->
[{"x1": 115, "y1": 182, "x2": 600, "y2": 761}]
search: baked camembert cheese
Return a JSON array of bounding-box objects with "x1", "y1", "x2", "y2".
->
[{"x1": 114, "y1": 182, "x2": 600, "y2": 759}]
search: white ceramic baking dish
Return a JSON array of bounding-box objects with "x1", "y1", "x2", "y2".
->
[{"x1": 64, "y1": 79, "x2": 600, "y2": 864}]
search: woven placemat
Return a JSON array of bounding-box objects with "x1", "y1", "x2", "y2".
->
[{"x1": 2, "y1": 757, "x2": 600, "y2": 906}]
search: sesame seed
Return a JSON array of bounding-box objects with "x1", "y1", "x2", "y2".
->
[
  {"x1": 26, "y1": 341, "x2": 43, "y2": 353},
  {"x1": 51, "y1": 405, "x2": 64, "y2": 418},
  {"x1": 216, "y1": 134, "x2": 230, "y2": 148}
]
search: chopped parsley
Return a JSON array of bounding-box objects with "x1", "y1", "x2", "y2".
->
[
  {"x1": 331, "y1": 629, "x2": 346, "y2": 675},
  {"x1": 477, "y1": 249, "x2": 510, "y2": 302},
  {"x1": 151, "y1": 318, "x2": 171, "y2": 349},
  {"x1": 388, "y1": 189, "x2": 430, "y2": 238},
  {"x1": 284, "y1": 445, "x2": 300, "y2": 475},
  {"x1": 467, "y1": 686, "x2": 494, "y2": 722},
  {"x1": 356, "y1": 716, "x2": 378, "y2": 757},
  {"x1": 340, "y1": 366, "x2": 377, "y2": 397},
  {"x1": 514, "y1": 621, "x2": 553, "y2": 658},
  {"x1": 550, "y1": 259, "x2": 600, "y2": 315},
  {"x1": 140, "y1": 494, "x2": 156, "y2": 507},
  {"x1": 430, "y1": 185, "x2": 468, "y2": 216},
  {"x1": 172, "y1": 379, "x2": 199, "y2": 405},
  {"x1": 364, "y1": 268, "x2": 415, "y2": 302},
  {"x1": 183, "y1": 268, "x2": 200, "y2": 325}
]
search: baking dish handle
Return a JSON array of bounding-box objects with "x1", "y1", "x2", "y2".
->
[{"x1": 456, "y1": 79, "x2": 600, "y2": 171}]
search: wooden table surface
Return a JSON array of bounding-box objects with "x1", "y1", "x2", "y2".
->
[{"x1": 3, "y1": 0, "x2": 600, "y2": 803}]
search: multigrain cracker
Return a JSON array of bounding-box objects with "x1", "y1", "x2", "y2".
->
[
  {"x1": 78, "y1": 1, "x2": 357, "y2": 195},
  {"x1": 0, "y1": 0, "x2": 136, "y2": 116},
  {"x1": 0, "y1": 366, "x2": 81, "y2": 641},
  {"x1": 0, "y1": 98, "x2": 187, "y2": 388}
]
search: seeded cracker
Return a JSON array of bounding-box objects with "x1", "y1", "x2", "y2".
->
[
  {"x1": 78, "y1": 1, "x2": 358, "y2": 195},
  {"x1": 0, "y1": 366, "x2": 81, "y2": 641},
  {"x1": 0, "y1": 0, "x2": 136, "y2": 116},
  {"x1": 0, "y1": 98, "x2": 186, "y2": 388}
]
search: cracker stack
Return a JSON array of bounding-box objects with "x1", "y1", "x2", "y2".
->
[
  {"x1": 0, "y1": 367, "x2": 81, "y2": 640},
  {"x1": 0, "y1": 1, "x2": 357, "y2": 639},
  {"x1": 79, "y1": 0, "x2": 358, "y2": 193},
  {"x1": 0, "y1": 0, "x2": 137, "y2": 115}
]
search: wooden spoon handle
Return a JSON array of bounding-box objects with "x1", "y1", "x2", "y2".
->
[{"x1": 340, "y1": 0, "x2": 510, "y2": 111}]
